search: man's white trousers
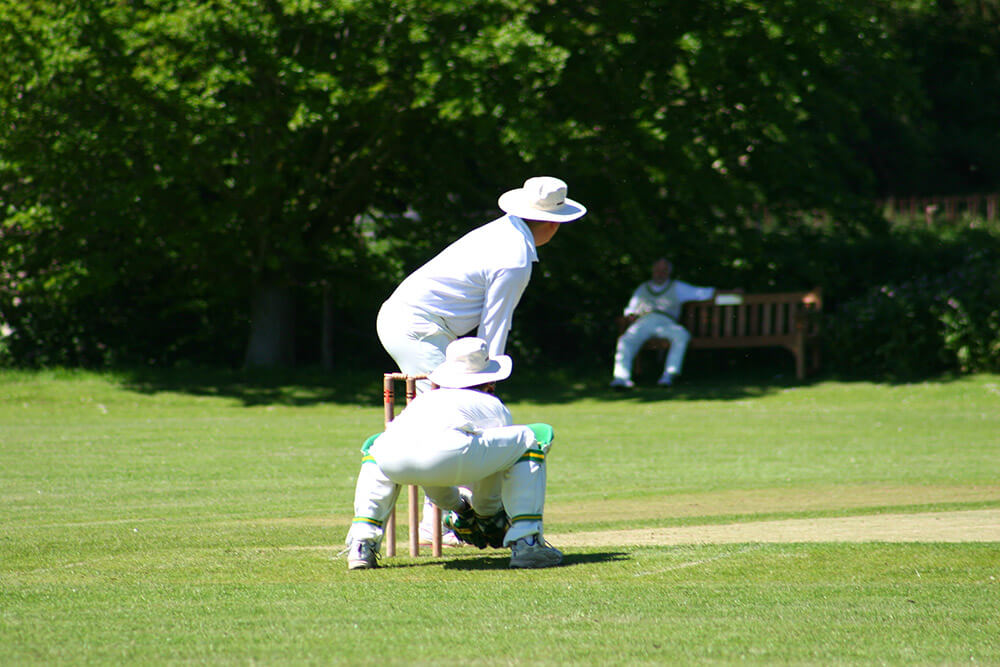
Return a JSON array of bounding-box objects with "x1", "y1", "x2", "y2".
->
[
  {"x1": 347, "y1": 425, "x2": 547, "y2": 547},
  {"x1": 613, "y1": 312, "x2": 691, "y2": 381},
  {"x1": 376, "y1": 300, "x2": 454, "y2": 394}
]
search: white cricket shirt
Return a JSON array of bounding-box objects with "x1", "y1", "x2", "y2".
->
[
  {"x1": 624, "y1": 279, "x2": 716, "y2": 320},
  {"x1": 383, "y1": 388, "x2": 513, "y2": 439},
  {"x1": 384, "y1": 214, "x2": 537, "y2": 356}
]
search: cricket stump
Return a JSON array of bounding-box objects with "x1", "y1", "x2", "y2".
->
[{"x1": 383, "y1": 373, "x2": 442, "y2": 557}]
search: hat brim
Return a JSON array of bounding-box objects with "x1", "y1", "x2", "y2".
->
[
  {"x1": 498, "y1": 189, "x2": 587, "y2": 223},
  {"x1": 428, "y1": 355, "x2": 513, "y2": 389}
]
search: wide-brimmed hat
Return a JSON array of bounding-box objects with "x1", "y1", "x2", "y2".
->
[
  {"x1": 428, "y1": 337, "x2": 512, "y2": 389},
  {"x1": 498, "y1": 176, "x2": 587, "y2": 223}
]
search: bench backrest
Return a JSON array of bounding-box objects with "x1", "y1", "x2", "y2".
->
[{"x1": 682, "y1": 289, "x2": 822, "y2": 344}]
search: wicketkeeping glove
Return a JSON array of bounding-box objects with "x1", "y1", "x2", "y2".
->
[
  {"x1": 477, "y1": 510, "x2": 510, "y2": 549},
  {"x1": 444, "y1": 508, "x2": 489, "y2": 549}
]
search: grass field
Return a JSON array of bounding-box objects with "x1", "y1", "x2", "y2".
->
[{"x1": 2, "y1": 367, "x2": 999, "y2": 664}]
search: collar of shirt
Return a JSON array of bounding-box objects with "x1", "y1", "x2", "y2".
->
[
  {"x1": 645, "y1": 279, "x2": 674, "y2": 295},
  {"x1": 505, "y1": 214, "x2": 539, "y2": 263}
]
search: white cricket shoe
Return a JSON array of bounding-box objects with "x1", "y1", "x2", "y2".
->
[
  {"x1": 610, "y1": 377, "x2": 635, "y2": 389},
  {"x1": 509, "y1": 535, "x2": 563, "y2": 569},
  {"x1": 657, "y1": 373, "x2": 675, "y2": 387},
  {"x1": 347, "y1": 539, "x2": 379, "y2": 570}
]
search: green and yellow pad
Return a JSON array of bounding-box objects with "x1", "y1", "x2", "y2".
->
[
  {"x1": 516, "y1": 449, "x2": 546, "y2": 464},
  {"x1": 526, "y1": 423, "x2": 554, "y2": 446},
  {"x1": 352, "y1": 516, "x2": 383, "y2": 529},
  {"x1": 360, "y1": 432, "x2": 382, "y2": 456}
]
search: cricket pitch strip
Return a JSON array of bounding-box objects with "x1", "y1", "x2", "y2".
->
[{"x1": 547, "y1": 508, "x2": 1000, "y2": 547}]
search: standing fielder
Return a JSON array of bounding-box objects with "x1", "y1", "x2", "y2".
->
[{"x1": 376, "y1": 176, "x2": 587, "y2": 542}]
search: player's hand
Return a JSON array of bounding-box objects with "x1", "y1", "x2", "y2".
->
[
  {"x1": 443, "y1": 511, "x2": 489, "y2": 549},
  {"x1": 478, "y1": 511, "x2": 510, "y2": 549}
]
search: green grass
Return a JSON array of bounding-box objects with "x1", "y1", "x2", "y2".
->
[{"x1": 2, "y1": 368, "x2": 999, "y2": 664}]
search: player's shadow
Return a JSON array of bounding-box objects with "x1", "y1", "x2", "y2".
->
[{"x1": 442, "y1": 551, "x2": 629, "y2": 570}]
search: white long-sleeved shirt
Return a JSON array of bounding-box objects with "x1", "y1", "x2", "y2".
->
[
  {"x1": 382, "y1": 387, "x2": 513, "y2": 441},
  {"x1": 384, "y1": 214, "x2": 537, "y2": 356},
  {"x1": 624, "y1": 279, "x2": 715, "y2": 321}
]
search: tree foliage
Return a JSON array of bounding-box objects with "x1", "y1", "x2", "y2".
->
[
  {"x1": 1, "y1": 0, "x2": 566, "y2": 365},
  {"x1": 1, "y1": 0, "x2": 996, "y2": 374}
]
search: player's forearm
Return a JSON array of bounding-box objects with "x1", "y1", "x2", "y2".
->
[{"x1": 479, "y1": 267, "x2": 531, "y2": 355}]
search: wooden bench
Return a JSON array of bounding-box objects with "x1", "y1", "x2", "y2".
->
[{"x1": 621, "y1": 288, "x2": 823, "y2": 380}]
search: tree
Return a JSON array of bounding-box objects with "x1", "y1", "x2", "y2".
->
[
  {"x1": 883, "y1": 0, "x2": 1000, "y2": 195},
  {"x1": 1, "y1": 0, "x2": 567, "y2": 366},
  {"x1": 493, "y1": 0, "x2": 914, "y2": 361},
  {"x1": 1, "y1": 0, "x2": 951, "y2": 369}
]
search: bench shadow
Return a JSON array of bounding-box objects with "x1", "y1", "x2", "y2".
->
[{"x1": 499, "y1": 374, "x2": 803, "y2": 405}]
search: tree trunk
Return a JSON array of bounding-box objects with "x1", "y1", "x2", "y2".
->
[{"x1": 245, "y1": 283, "x2": 296, "y2": 367}]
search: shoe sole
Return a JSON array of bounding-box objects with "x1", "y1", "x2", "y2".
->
[{"x1": 348, "y1": 560, "x2": 376, "y2": 570}]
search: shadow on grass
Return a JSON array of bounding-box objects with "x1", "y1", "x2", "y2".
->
[
  {"x1": 107, "y1": 346, "x2": 951, "y2": 407},
  {"x1": 440, "y1": 551, "x2": 630, "y2": 570},
  {"x1": 114, "y1": 363, "x2": 809, "y2": 407},
  {"x1": 497, "y1": 348, "x2": 812, "y2": 404},
  {"x1": 117, "y1": 365, "x2": 386, "y2": 407}
]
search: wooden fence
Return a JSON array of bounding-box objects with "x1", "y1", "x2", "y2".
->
[{"x1": 879, "y1": 194, "x2": 999, "y2": 223}]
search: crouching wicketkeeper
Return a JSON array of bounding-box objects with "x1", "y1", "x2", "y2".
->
[{"x1": 344, "y1": 337, "x2": 561, "y2": 570}]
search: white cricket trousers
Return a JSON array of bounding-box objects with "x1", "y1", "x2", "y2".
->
[
  {"x1": 612, "y1": 313, "x2": 691, "y2": 381},
  {"x1": 376, "y1": 300, "x2": 455, "y2": 394},
  {"x1": 376, "y1": 298, "x2": 460, "y2": 530},
  {"x1": 346, "y1": 425, "x2": 547, "y2": 548}
]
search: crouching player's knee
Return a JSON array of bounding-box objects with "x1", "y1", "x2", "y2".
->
[{"x1": 526, "y1": 423, "x2": 554, "y2": 452}]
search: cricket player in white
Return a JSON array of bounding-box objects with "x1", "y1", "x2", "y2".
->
[
  {"x1": 375, "y1": 176, "x2": 586, "y2": 543},
  {"x1": 377, "y1": 176, "x2": 586, "y2": 385},
  {"x1": 345, "y1": 337, "x2": 561, "y2": 570},
  {"x1": 611, "y1": 258, "x2": 717, "y2": 389}
]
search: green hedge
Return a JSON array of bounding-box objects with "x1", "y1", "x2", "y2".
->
[
  {"x1": 3, "y1": 211, "x2": 998, "y2": 379},
  {"x1": 509, "y1": 213, "x2": 1000, "y2": 381},
  {"x1": 827, "y1": 245, "x2": 1000, "y2": 378}
]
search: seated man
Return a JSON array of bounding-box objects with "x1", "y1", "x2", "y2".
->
[
  {"x1": 344, "y1": 337, "x2": 561, "y2": 570},
  {"x1": 610, "y1": 258, "x2": 716, "y2": 389}
]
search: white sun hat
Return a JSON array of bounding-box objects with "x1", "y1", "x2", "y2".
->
[
  {"x1": 498, "y1": 176, "x2": 587, "y2": 223},
  {"x1": 428, "y1": 337, "x2": 513, "y2": 389}
]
